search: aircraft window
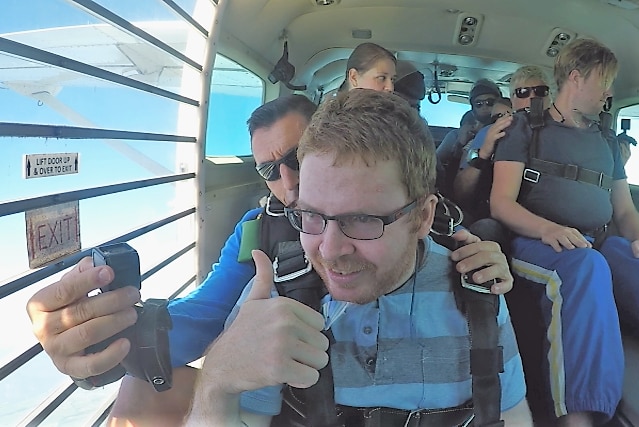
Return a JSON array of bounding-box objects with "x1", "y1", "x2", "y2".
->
[
  {"x1": 205, "y1": 55, "x2": 264, "y2": 157},
  {"x1": 420, "y1": 96, "x2": 471, "y2": 128},
  {"x1": 617, "y1": 105, "x2": 639, "y2": 185}
]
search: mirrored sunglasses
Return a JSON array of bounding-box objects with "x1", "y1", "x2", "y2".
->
[
  {"x1": 255, "y1": 147, "x2": 299, "y2": 181},
  {"x1": 514, "y1": 85, "x2": 549, "y2": 99},
  {"x1": 472, "y1": 98, "x2": 496, "y2": 108}
]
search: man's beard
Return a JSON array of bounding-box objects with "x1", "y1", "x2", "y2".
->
[{"x1": 312, "y1": 243, "x2": 417, "y2": 304}]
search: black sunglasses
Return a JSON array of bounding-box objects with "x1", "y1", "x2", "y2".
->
[
  {"x1": 255, "y1": 147, "x2": 299, "y2": 181},
  {"x1": 473, "y1": 98, "x2": 496, "y2": 108},
  {"x1": 514, "y1": 85, "x2": 549, "y2": 99}
]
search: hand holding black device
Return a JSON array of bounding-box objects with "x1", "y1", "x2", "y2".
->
[{"x1": 73, "y1": 242, "x2": 172, "y2": 392}]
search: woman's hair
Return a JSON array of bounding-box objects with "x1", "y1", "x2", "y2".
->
[
  {"x1": 339, "y1": 42, "x2": 396, "y2": 92},
  {"x1": 554, "y1": 39, "x2": 618, "y2": 91},
  {"x1": 509, "y1": 65, "x2": 550, "y2": 96},
  {"x1": 299, "y1": 89, "x2": 436, "y2": 202}
]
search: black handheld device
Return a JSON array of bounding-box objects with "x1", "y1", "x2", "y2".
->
[
  {"x1": 92, "y1": 242, "x2": 141, "y2": 293},
  {"x1": 74, "y1": 242, "x2": 172, "y2": 392}
]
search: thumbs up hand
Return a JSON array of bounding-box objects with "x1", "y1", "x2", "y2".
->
[{"x1": 198, "y1": 250, "x2": 329, "y2": 395}]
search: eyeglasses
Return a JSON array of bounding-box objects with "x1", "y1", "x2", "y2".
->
[
  {"x1": 490, "y1": 112, "x2": 511, "y2": 124},
  {"x1": 255, "y1": 147, "x2": 299, "y2": 181},
  {"x1": 284, "y1": 199, "x2": 418, "y2": 240},
  {"x1": 472, "y1": 98, "x2": 496, "y2": 108},
  {"x1": 514, "y1": 85, "x2": 549, "y2": 99}
]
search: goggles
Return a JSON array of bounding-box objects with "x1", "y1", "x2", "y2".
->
[
  {"x1": 255, "y1": 147, "x2": 299, "y2": 181},
  {"x1": 514, "y1": 85, "x2": 549, "y2": 99}
]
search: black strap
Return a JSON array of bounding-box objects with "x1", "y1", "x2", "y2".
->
[
  {"x1": 438, "y1": 213, "x2": 504, "y2": 427},
  {"x1": 73, "y1": 298, "x2": 172, "y2": 391},
  {"x1": 461, "y1": 288, "x2": 504, "y2": 427},
  {"x1": 527, "y1": 96, "x2": 545, "y2": 160},
  {"x1": 271, "y1": 241, "x2": 340, "y2": 427},
  {"x1": 526, "y1": 158, "x2": 613, "y2": 190},
  {"x1": 121, "y1": 299, "x2": 173, "y2": 392}
]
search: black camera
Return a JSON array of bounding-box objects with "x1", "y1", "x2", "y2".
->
[
  {"x1": 74, "y1": 243, "x2": 172, "y2": 392},
  {"x1": 92, "y1": 243, "x2": 141, "y2": 292}
]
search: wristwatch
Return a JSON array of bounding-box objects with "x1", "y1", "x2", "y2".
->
[{"x1": 467, "y1": 148, "x2": 491, "y2": 171}]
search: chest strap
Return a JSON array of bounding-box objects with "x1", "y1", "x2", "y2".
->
[{"x1": 523, "y1": 157, "x2": 612, "y2": 190}]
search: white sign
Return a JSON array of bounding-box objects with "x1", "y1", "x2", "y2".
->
[
  {"x1": 26, "y1": 201, "x2": 81, "y2": 269},
  {"x1": 24, "y1": 153, "x2": 79, "y2": 178}
]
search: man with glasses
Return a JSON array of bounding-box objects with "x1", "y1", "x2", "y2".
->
[
  {"x1": 26, "y1": 93, "x2": 509, "y2": 426},
  {"x1": 469, "y1": 78, "x2": 503, "y2": 126},
  {"x1": 436, "y1": 78, "x2": 501, "y2": 197},
  {"x1": 184, "y1": 89, "x2": 532, "y2": 426},
  {"x1": 454, "y1": 66, "x2": 551, "y2": 223}
]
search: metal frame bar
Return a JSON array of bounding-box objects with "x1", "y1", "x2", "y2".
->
[
  {"x1": 0, "y1": 344, "x2": 42, "y2": 382},
  {"x1": 22, "y1": 383, "x2": 78, "y2": 427},
  {"x1": 67, "y1": 0, "x2": 203, "y2": 71},
  {"x1": 0, "y1": 0, "x2": 223, "y2": 424},
  {"x1": 0, "y1": 122, "x2": 196, "y2": 142},
  {"x1": 169, "y1": 275, "x2": 197, "y2": 299},
  {"x1": 0, "y1": 37, "x2": 199, "y2": 106},
  {"x1": 0, "y1": 207, "x2": 195, "y2": 299},
  {"x1": 160, "y1": 0, "x2": 209, "y2": 37},
  {"x1": 0, "y1": 222, "x2": 196, "y2": 381},
  {"x1": 0, "y1": 246, "x2": 196, "y2": 386},
  {"x1": 0, "y1": 173, "x2": 194, "y2": 219},
  {"x1": 141, "y1": 242, "x2": 196, "y2": 282}
]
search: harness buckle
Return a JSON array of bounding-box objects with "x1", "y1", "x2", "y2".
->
[
  {"x1": 272, "y1": 253, "x2": 313, "y2": 283},
  {"x1": 598, "y1": 172, "x2": 604, "y2": 188},
  {"x1": 523, "y1": 168, "x2": 540, "y2": 183},
  {"x1": 403, "y1": 409, "x2": 421, "y2": 427},
  {"x1": 459, "y1": 413, "x2": 476, "y2": 427},
  {"x1": 563, "y1": 164, "x2": 579, "y2": 180}
]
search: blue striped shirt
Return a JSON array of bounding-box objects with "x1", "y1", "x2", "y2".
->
[{"x1": 238, "y1": 237, "x2": 526, "y2": 415}]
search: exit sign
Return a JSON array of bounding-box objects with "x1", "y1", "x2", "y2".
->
[{"x1": 26, "y1": 201, "x2": 81, "y2": 268}]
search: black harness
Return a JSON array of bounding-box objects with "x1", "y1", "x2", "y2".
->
[
  {"x1": 519, "y1": 97, "x2": 615, "y2": 247},
  {"x1": 258, "y1": 195, "x2": 504, "y2": 427}
]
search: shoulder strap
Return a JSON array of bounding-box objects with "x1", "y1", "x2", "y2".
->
[
  {"x1": 259, "y1": 196, "x2": 300, "y2": 259},
  {"x1": 527, "y1": 96, "x2": 546, "y2": 161},
  {"x1": 266, "y1": 238, "x2": 341, "y2": 426},
  {"x1": 438, "y1": 232, "x2": 505, "y2": 427}
]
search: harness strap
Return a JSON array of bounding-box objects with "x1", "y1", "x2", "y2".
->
[
  {"x1": 461, "y1": 287, "x2": 505, "y2": 427},
  {"x1": 524, "y1": 158, "x2": 612, "y2": 190},
  {"x1": 272, "y1": 241, "x2": 340, "y2": 427}
]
